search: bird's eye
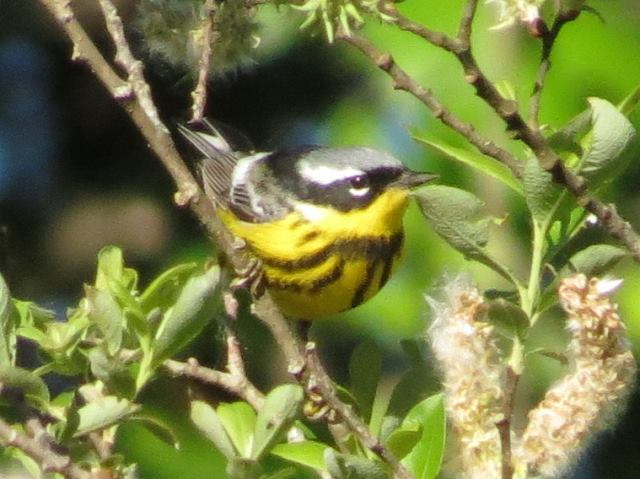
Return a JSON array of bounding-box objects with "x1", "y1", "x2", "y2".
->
[
  {"x1": 349, "y1": 175, "x2": 369, "y2": 190},
  {"x1": 348, "y1": 175, "x2": 370, "y2": 197}
]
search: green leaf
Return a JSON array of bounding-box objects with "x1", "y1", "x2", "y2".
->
[
  {"x1": 579, "y1": 97, "x2": 636, "y2": 184},
  {"x1": 217, "y1": 401, "x2": 257, "y2": 458},
  {"x1": 385, "y1": 425, "x2": 421, "y2": 460},
  {"x1": 271, "y1": 441, "x2": 330, "y2": 472},
  {"x1": 402, "y1": 393, "x2": 446, "y2": 479},
  {"x1": 7, "y1": 448, "x2": 43, "y2": 479},
  {"x1": 387, "y1": 340, "x2": 438, "y2": 418},
  {"x1": 523, "y1": 154, "x2": 563, "y2": 223},
  {"x1": 324, "y1": 449, "x2": 388, "y2": 479},
  {"x1": 415, "y1": 185, "x2": 518, "y2": 284},
  {"x1": 129, "y1": 414, "x2": 180, "y2": 449},
  {"x1": 0, "y1": 273, "x2": 14, "y2": 365},
  {"x1": 152, "y1": 265, "x2": 222, "y2": 364},
  {"x1": 413, "y1": 135, "x2": 524, "y2": 196},
  {"x1": 0, "y1": 365, "x2": 49, "y2": 404},
  {"x1": 74, "y1": 395, "x2": 140, "y2": 437},
  {"x1": 190, "y1": 400, "x2": 237, "y2": 459},
  {"x1": 562, "y1": 244, "x2": 627, "y2": 277},
  {"x1": 252, "y1": 384, "x2": 304, "y2": 460},
  {"x1": 95, "y1": 246, "x2": 137, "y2": 293},
  {"x1": 140, "y1": 263, "x2": 199, "y2": 312},
  {"x1": 547, "y1": 110, "x2": 591, "y2": 157},
  {"x1": 486, "y1": 299, "x2": 529, "y2": 340},
  {"x1": 349, "y1": 340, "x2": 382, "y2": 423},
  {"x1": 85, "y1": 286, "x2": 124, "y2": 355}
]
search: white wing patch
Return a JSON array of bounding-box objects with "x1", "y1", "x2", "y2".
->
[{"x1": 298, "y1": 162, "x2": 365, "y2": 186}]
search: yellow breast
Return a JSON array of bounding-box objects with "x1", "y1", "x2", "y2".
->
[{"x1": 220, "y1": 188, "x2": 410, "y2": 319}]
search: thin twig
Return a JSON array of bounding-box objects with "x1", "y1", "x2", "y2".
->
[
  {"x1": 457, "y1": 0, "x2": 478, "y2": 43},
  {"x1": 340, "y1": 33, "x2": 523, "y2": 177},
  {"x1": 0, "y1": 417, "x2": 92, "y2": 479},
  {"x1": 496, "y1": 367, "x2": 519, "y2": 479},
  {"x1": 190, "y1": 0, "x2": 217, "y2": 124},
  {"x1": 39, "y1": 0, "x2": 244, "y2": 269},
  {"x1": 351, "y1": 8, "x2": 640, "y2": 265},
  {"x1": 529, "y1": 11, "x2": 580, "y2": 129},
  {"x1": 164, "y1": 355, "x2": 265, "y2": 411}
]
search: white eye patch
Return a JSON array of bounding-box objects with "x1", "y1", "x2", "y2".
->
[
  {"x1": 349, "y1": 185, "x2": 370, "y2": 197},
  {"x1": 298, "y1": 162, "x2": 366, "y2": 186}
]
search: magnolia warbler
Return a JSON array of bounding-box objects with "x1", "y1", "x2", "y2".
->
[{"x1": 179, "y1": 121, "x2": 436, "y2": 320}]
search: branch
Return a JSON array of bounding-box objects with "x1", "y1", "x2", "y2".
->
[
  {"x1": 252, "y1": 297, "x2": 413, "y2": 479},
  {"x1": 164, "y1": 330, "x2": 265, "y2": 411},
  {"x1": 356, "y1": 8, "x2": 640, "y2": 264},
  {"x1": 340, "y1": 33, "x2": 523, "y2": 177},
  {"x1": 529, "y1": 10, "x2": 580, "y2": 129},
  {"x1": 38, "y1": 0, "x2": 242, "y2": 269},
  {"x1": 190, "y1": 0, "x2": 217, "y2": 124},
  {"x1": 0, "y1": 417, "x2": 92, "y2": 479}
]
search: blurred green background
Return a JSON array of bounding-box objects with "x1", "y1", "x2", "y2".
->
[{"x1": 1, "y1": 0, "x2": 640, "y2": 478}]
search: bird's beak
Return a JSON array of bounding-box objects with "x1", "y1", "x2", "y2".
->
[{"x1": 392, "y1": 170, "x2": 438, "y2": 189}]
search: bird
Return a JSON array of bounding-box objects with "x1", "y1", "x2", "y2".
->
[{"x1": 178, "y1": 120, "x2": 436, "y2": 320}]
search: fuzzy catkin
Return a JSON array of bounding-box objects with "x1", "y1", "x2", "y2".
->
[
  {"x1": 515, "y1": 274, "x2": 636, "y2": 478},
  {"x1": 427, "y1": 277, "x2": 504, "y2": 479}
]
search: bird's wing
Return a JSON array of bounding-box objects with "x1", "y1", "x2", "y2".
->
[{"x1": 178, "y1": 122, "x2": 277, "y2": 223}]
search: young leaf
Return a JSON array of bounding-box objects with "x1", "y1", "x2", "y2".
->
[
  {"x1": 0, "y1": 273, "x2": 14, "y2": 365},
  {"x1": 402, "y1": 393, "x2": 446, "y2": 479},
  {"x1": 324, "y1": 449, "x2": 388, "y2": 479},
  {"x1": 349, "y1": 340, "x2": 382, "y2": 423},
  {"x1": 85, "y1": 286, "x2": 124, "y2": 356},
  {"x1": 385, "y1": 426, "x2": 421, "y2": 460},
  {"x1": 523, "y1": 155, "x2": 563, "y2": 224},
  {"x1": 74, "y1": 395, "x2": 140, "y2": 437},
  {"x1": 561, "y1": 244, "x2": 627, "y2": 277},
  {"x1": 217, "y1": 401, "x2": 257, "y2": 458},
  {"x1": 579, "y1": 97, "x2": 636, "y2": 184},
  {"x1": 413, "y1": 135, "x2": 524, "y2": 196},
  {"x1": 486, "y1": 298, "x2": 529, "y2": 340},
  {"x1": 415, "y1": 185, "x2": 518, "y2": 284},
  {"x1": 95, "y1": 246, "x2": 137, "y2": 293},
  {"x1": 129, "y1": 414, "x2": 181, "y2": 449},
  {"x1": 0, "y1": 365, "x2": 50, "y2": 404},
  {"x1": 139, "y1": 262, "x2": 199, "y2": 313},
  {"x1": 152, "y1": 265, "x2": 222, "y2": 364},
  {"x1": 271, "y1": 441, "x2": 330, "y2": 472},
  {"x1": 190, "y1": 400, "x2": 237, "y2": 459},
  {"x1": 252, "y1": 384, "x2": 304, "y2": 460}
]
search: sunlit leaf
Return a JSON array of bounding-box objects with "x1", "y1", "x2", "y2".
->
[
  {"x1": 252, "y1": 384, "x2": 304, "y2": 459},
  {"x1": 579, "y1": 97, "x2": 636, "y2": 184},
  {"x1": 95, "y1": 246, "x2": 138, "y2": 293},
  {"x1": 349, "y1": 340, "x2": 382, "y2": 423},
  {"x1": 85, "y1": 286, "x2": 124, "y2": 355},
  {"x1": 139, "y1": 262, "x2": 199, "y2": 313},
  {"x1": 217, "y1": 401, "x2": 257, "y2": 458},
  {"x1": 74, "y1": 395, "x2": 140, "y2": 437},
  {"x1": 413, "y1": 135, "x2": 524, "y2": 196},
  {"x1": 402, "y1": 393, "x2": 446, "y2": 479},
  {"x1": 190, "y1": 400, "x2": 237, "y2": 459},
  {"x1": 152, "y1": 265, "x2": 222, "y2": 364},
  {"x1": 523, "y1": 155, "x2": 563, "y2": 223},
  {"x1": 271, "y1": 441, "x2": 330, "y2": 472},
  {"x1": 416, "y1": 185, "x2": 517, "y2": 283}
]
